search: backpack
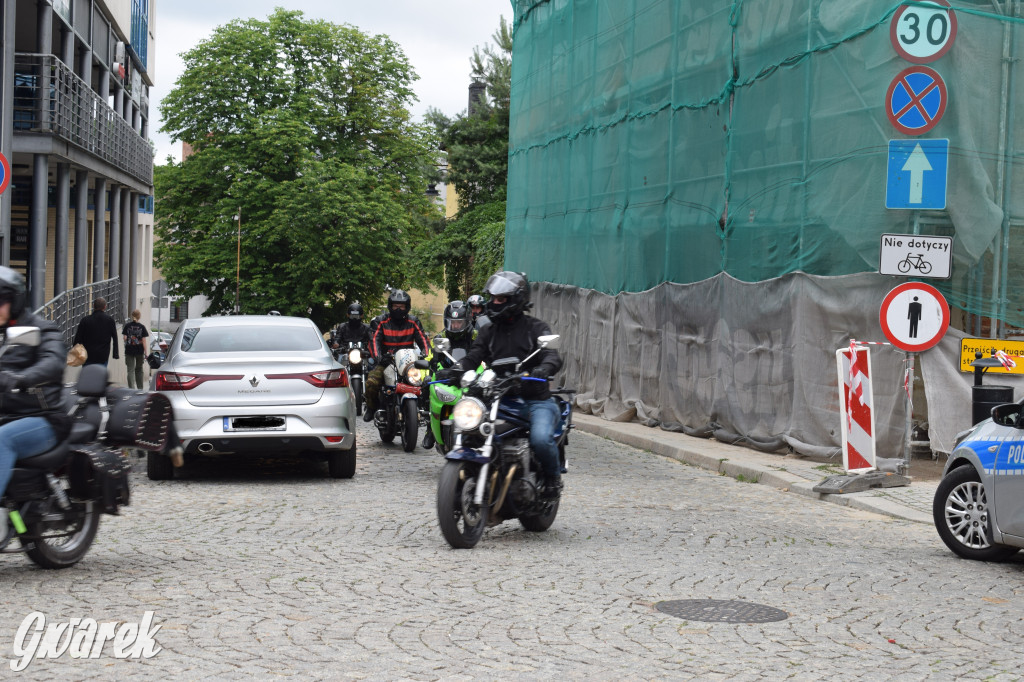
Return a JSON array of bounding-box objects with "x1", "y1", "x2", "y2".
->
[{"x1": 125, "y1": 322, "x2": 145, "y2": 348}]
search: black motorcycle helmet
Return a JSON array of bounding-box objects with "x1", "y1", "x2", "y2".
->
[
  {"x1": 484, "y1": 271, "x2": 530, "y2": 322},
  {"x1": 347, "y1": 302, "x2": 363, "y2": 324},
  {"x1": 387, "y1": 289, "x2": 411, "y2": 322},
  {"x1": 443, "y1": 300, "x2": 471, "y2": 340},
  {"x1": 0, "y1": 266, "x2": 28, "y2": 324}
]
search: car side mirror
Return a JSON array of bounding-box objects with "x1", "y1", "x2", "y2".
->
[{"x1": 991, "y1": 403, "x2": 1023, "y2": 427}]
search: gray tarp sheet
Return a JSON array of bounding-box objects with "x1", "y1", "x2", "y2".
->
[{"x1": 534, "y1": 272, "x2": 1019, "y2": 461}]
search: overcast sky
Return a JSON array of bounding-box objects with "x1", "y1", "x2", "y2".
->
[{"x1": 150, "y1": 1, "x2": 510, "y2": 164}]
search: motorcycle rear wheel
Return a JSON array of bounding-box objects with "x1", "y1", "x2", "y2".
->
[
  {"x1": 437, "y1": 461, "x2": 488, "y2": 549},
  {"x1": 520, "y1": 498, "x2": 560, "y2": 532},
  {"x1": 23, "y1": 501, "x2": 100, "y2": 569},
  {"x1": 378, "y1": 403, "x2": 396, "y2": 443},
  {"x1": 401, "y1": 400, "x2": 418, "y2": 452}
]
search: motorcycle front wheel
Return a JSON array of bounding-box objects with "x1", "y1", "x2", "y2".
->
[
  {"x1": 437, "y1": 461, "x2": 488, "y2": 549},
  {"x1": 401, "y1": 400, "x2": 418, "y2": 452},
  {"x1": 23, "y1": 500, "x2": 100, "y2": 569},
  {"x1": 351, "y1": 376, "x2": 363, "y2": 416}
]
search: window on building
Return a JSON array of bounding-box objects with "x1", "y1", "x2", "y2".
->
[
  {"x1": 131, "y1": 0, "x2": 149, "y2": 72},
  {"x1": 169, "y1": 300, "x2": 189, "y2": 322}
]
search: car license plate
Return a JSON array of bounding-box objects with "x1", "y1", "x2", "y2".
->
[{"x1": 223, "y1": 416, "x2": 286, "y2": 432}]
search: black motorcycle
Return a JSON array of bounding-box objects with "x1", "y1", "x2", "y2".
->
[
  {"x1": 341, "y1": 341, "x2": 367, "y2": 416},
  {"x1": 0, "y1": 327, "x2": 172, "y2": 568},
  {"x1": 374, "y1": 347, "x2": 428, "y2": 452},
  {"x1": 435, "y1": 334, "x2": 574, "y2": 549}
]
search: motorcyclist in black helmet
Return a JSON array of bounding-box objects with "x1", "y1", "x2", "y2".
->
[
  {"x1": 440, "y1": 300, "x2": 474, "y2": 354},
  {"x1": 0, "y1": 267, "x2": 71, "y2": 537},
  {"x1": 362, "y1": 289, "x2": 429, "y2": 422},
  {"x1": 451, "y1": 271, "x2": 565, "y2": 498},
  {"x1": 331, "y1": 303, "x2": 371, "y2": 349}
]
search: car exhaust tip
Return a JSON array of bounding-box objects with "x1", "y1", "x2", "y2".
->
[{"x1": 197, "y1": 442, "x2": 214, "y2": 453}]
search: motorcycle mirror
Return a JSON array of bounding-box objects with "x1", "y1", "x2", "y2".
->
[
  {"x1": 4, "y1": 326, "x2": 41, "y2": 348},
  {"x1": 414, "y1": 359, "x2": 430, "y2": 370},
  {"x1": 537, "y1": 334, "x2": 560, "y2": 349},
  {"x1": 434, "y1": 336, "x2": 451, "y2": 353}
]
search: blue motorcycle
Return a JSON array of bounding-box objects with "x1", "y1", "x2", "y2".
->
[{"x1": 435, "y1": 335, "x2": 574, "y2": 549}]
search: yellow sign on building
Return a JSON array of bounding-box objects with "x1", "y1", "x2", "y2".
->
[{"x1": 959, "y1": 338, "x2": 1024, "y2": 375}]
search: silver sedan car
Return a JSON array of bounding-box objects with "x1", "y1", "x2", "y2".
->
[{"x1": 150, "y1": 315, "x2": 356, "y2": 479}]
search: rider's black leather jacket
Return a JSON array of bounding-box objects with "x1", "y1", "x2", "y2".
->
[{"x1": 0, "y1": 309, "x2": 71, "y2": 439}]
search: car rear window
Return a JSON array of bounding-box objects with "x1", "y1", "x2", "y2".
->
[{"x1": 180, "y1": 325, "x2": 323, "y2": 353}]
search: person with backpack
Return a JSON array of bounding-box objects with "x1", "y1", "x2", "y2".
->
[{"x1": 121, "y1": 309, "x2": 150, "y2": 389}]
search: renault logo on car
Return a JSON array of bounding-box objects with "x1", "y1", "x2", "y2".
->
[{"x1": 249, "y1": 376, "x2": 259, "y2": 387}]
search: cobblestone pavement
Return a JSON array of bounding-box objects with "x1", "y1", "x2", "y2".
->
[{"x1": 0, "y1": 419, "x2": 1022, "y2": 680}]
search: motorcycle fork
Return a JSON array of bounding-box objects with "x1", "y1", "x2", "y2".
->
[{"x1": 473, "y1": 399, "x2": 503, "y2": 505}]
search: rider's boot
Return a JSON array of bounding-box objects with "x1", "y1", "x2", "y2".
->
[{"x1": 540, "y1": 474, "x2": 563, "y2": 500}]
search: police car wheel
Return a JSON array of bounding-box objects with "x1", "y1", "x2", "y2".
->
[{"x1": 932, "y1": 465, "x2": 1019, "y2": 562}]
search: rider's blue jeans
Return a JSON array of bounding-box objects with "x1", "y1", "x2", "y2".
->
[
  {"x1": 517, "y1": 398, "x2": 561, "y2": 478},
  {"x1": 0, "y1": 417, "x2": 58, "y2": 497}
]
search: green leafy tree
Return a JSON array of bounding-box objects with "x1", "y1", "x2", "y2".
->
[
  {"x1": 419, "y1": 17, "x2": 512, "y2": 299},
  {"x1": 156, "y1": 9, "x2": 441, "y2": 328}
]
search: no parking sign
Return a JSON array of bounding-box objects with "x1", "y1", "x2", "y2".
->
[{"x1": 0, "y1": 151, "x2": 9, "y2": 194}]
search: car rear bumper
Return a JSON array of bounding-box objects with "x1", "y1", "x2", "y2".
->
[
  {"x1": 166, "y1": 398, "x2": 355, "y2": 455},
  {"x1": 182, "y1": 434, "x2": 354, "y2": 455}
]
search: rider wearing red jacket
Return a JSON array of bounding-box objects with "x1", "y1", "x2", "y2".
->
[{"x1": 362, "y1": 289, "x2": 429, "y2": 421}]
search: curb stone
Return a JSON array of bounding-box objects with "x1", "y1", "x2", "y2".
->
[{"x1": 572, "y1": 413, "x2": 934, "y2": 525}]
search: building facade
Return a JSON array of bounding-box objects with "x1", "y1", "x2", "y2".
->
[{"x1": 0, "y1": 0, "x2": 155, "y2": 332}]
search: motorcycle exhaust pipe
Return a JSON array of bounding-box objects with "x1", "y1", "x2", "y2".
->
[{"x1": 197, "y1": 442, "x2": 214, "y2": 453}]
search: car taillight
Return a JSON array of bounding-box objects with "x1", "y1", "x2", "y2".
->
[
  {"x1": 266, "y1": 369, "x2": 349, "y2": 388},
  {"x1": 155, "y1": 372, "x2": 244, "y2": 391}
]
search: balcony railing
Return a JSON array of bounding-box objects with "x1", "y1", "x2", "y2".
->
[{"x1": 14, "y1": 53, "x2": 153, "y2": 185}]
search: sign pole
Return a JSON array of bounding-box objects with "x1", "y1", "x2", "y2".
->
[{"x1": 901, "y1": 352, "x2": 916, "y2": 476}]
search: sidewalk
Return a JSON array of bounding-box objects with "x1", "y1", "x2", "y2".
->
[{"x1": 573, "y1": 413, "x2": 936, "y2": 525}]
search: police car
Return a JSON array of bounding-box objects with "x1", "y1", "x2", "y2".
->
[{"x1": 933, "y1": 402, "x2": 1024, "y2": 561}]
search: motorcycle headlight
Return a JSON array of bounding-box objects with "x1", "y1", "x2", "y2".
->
[
  {"x1": 348, "y1": 349, "x2": 362, "y2": 364},
  {"x1": 405, "y1": 367, "x2": 425, "y2": 386},
  {"x1": 452, "y1": 397, "x2": 486, "y2": 432}
]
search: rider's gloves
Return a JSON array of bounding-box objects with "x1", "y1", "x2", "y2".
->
[
  {"x1": 529, "y1": 366, "x2": 550, "y2": 381},
  {"x1": 436, "y1": 368, "x2": 461, "y2": 382}
]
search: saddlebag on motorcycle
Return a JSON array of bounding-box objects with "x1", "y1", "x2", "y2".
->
[
  {"x1": 104, "y1": 388, "x2": 173, "y2": 451},
  {"x1": 68, "y1": 444, "x2": 131, "y2": 514}
]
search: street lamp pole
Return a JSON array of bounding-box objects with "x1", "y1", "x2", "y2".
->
[{"x1": 235, "y1": 207, "x2": 241, "y2": 314}]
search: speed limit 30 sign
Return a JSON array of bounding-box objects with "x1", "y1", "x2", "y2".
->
[{"x1": 890, "y1": 0, "x2": 957, "y2": 64}]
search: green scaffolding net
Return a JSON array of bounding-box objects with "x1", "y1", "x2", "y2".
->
[{"x1": 507, "y1": 0, "x2": 1024, "y2": 334}]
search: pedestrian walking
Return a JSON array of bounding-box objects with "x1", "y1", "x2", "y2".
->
[
  {"x1": 73, "y1": 297, "x2": 119, "y2": 367},
  {"x1": 122, "y1": 309, "x2": 150, "y2": 389}
]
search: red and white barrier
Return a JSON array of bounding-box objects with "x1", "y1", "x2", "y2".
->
[{"x1": 836, "y1": 345, "x2": 876, "y2": 473}]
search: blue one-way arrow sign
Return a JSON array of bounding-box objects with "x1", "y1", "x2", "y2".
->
[{"x1": 886, "y1": 139, "x2": 948, "y2": 209}]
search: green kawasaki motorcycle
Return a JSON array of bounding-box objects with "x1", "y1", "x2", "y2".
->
[{"x1": 423, "y1": 337, "x2": 475, "y2": 455}]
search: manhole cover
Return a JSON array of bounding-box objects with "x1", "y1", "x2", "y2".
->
[{"x1": 655, "y1": 599, "x2": 788, "y2": 623}]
